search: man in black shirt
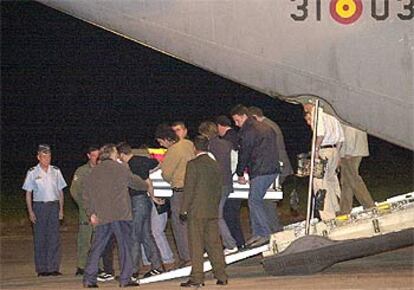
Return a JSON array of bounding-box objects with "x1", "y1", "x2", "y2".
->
[{"x1": 117, "y1": 142, "x2": 164, "y2": 279}]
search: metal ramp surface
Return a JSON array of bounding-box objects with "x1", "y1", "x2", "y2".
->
[{"x1": 138, "y1": 244, "x2": 269, "y2": 284}]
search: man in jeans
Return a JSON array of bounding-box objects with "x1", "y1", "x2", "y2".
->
[
  {"x1": 117, "y1": 142, "x2": 164, "y2": 279},
  {"x1": 82, "y1": 144, "x2": 147, "y2": 288},
  {"x1": 230, "y1": 105, "x2": 280, "y2": 248},
  {"x1": 248, "y1": 106, "x2": 292, "y2": 233}
]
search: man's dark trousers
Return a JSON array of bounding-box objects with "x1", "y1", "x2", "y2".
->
[
  {"x1": 101, "y1": 234, "x2": 115, "y2": 274},
  {"x1": 83, "y1": 221, "x2": 133, "y2": 286},
  {"x1": 223, "y1": 199, "x2": 245, "y2": 248},
  {"x1": 188, "y1": 217, "x2": 227, "y2": 283},
  {"x1": 33, "y1": 201, "x2": 61, "y2": 273},
  {"x1": 171, "y1": 190, "x2": 190, "y2": 262}
]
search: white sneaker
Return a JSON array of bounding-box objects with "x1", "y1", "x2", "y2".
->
[
  {"x1": 97, "y1": 272, "x2": 115, "y2": 282},
  {"x1": 223, "y1": 247, "x2": 238, "y2": 256},
  {"x1": 203, "y1": 252, "x2": 208, "y2": 258}
]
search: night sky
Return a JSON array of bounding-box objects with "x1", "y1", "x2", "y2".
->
[{"x1": 1, "y1": 1, "x2": 411, "y2": 194}]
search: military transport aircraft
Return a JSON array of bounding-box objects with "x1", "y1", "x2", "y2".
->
[
  {"x1": 37, "y1": 0, "x2": 413, "y2": 150},
  {"x1": 34, "y1": 0, "x2": 413, "y2": 281}
]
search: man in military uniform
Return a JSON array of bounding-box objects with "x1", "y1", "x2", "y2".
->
[
  {"x1": 179, "y1": 136, "x2": 228, "y2": 287},
  {"x1": 70, "y1": 146, "x2": 100, "y2": 276},
  {"x1": 22, "y1": 144, "x2": 67, "y2": 277}
]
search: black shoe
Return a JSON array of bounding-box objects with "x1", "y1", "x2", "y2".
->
[
  {"x1": 75, "y1": 268, "x2": 84, "y2": 276},
  {"x1": 131, "y1": 272, "x2": 139, "y2": 279},
  {"x1": 37, "y1": 272, "x2": 50, "y2": 277},
  {"x1": 83, "y1": 284, "x2": 99, "y2": 288},
  {"x1": 50, "y1": 271, "x2": 63, "y2": 276},
  {"x1": 245, "y1": 236, "x2": 261, "y2": 246},
  {"x1": 216, "y1": 280, "x2": 228, "y2": 286},
  {"x1": 119, "y1": 280, "x2": 140, "y2": 287},
  {"x1": 143, "y1": 268, "x2": 164, "y2": 278},
  {"x1": 248, "y1": 236, "x2": 269, "y2": 248},
  {"x1": 178, "y1": 260, "x2": 192, "y2": 268},
  {"x1": 238, "y1": 244, "x2": 247, "y2": 251},
  {"x1": 180, "y1": 280, "x2": 204, "y2": 288}
]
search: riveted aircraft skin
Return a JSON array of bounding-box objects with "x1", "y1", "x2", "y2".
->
[{"x1": 37, "y1": 0, "x2": 414, "y2": 149}]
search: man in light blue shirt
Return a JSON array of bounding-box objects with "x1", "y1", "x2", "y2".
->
[{"x1": 22, "y1": 144, "x2": 67, "y2": 277}]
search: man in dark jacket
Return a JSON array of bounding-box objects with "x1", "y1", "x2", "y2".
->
[
  {"x1": 199, "y1": 121, "x2": 238, "y2": 253},
  {"x1": 230, "y1": 105, "x2": 280, "y2": 248},
  {"x1": 179, "y1": 136, "x2": 228, "y2": 287},
  {"x1": 215, "y1": 116, "x2": 246, "y2": 249},
  {"x1": 82, "y1": 144, "x2": 147, "y2": 288},
  {"x1": 248, "y1": 106, "x2": 292, "y2": 233},
  {"x1": 248, "y1": 106, "x2": 293, "y2": 183}
]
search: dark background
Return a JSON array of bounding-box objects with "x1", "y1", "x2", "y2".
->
[{"x1": 1, "y1": 1, "x2": 412, "y2": 200}]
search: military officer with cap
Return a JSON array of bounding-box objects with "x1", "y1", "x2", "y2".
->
[{"x1": 22, "y1": 144, "x2": 67, "y2": 277}]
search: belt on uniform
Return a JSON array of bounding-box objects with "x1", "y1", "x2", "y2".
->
[
  {"x1": 33, "y1": 200, "x2": 59, "y2": 204},
  {"x1": 320, "y1": 144, "x2": 336, "y2": 149},
  {"x1": 79, "y1": 221, "x2": 90, "y2": 226},
  {"x1": 172, "y1": 187, "x2": 184, "y2": 192}
]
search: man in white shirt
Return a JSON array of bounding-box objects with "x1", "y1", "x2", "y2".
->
[
  {"x1": 22, "y1": 144, "x2": 67, "y2": 277},
  {"x1": 339, "y1": 125, "x2": 375, "y2": 214},
  {"x1": 304, "y1": 103, "x2": 344, "y2": 221}
]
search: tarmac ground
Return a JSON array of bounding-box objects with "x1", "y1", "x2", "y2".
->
[{"x1": 1, "y1": 226, "x2": 413, "y2": 290}]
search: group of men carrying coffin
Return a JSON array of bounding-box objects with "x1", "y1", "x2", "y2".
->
[{"x1": 23, "y1": 103, "x2": 374, "y2": 287}]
